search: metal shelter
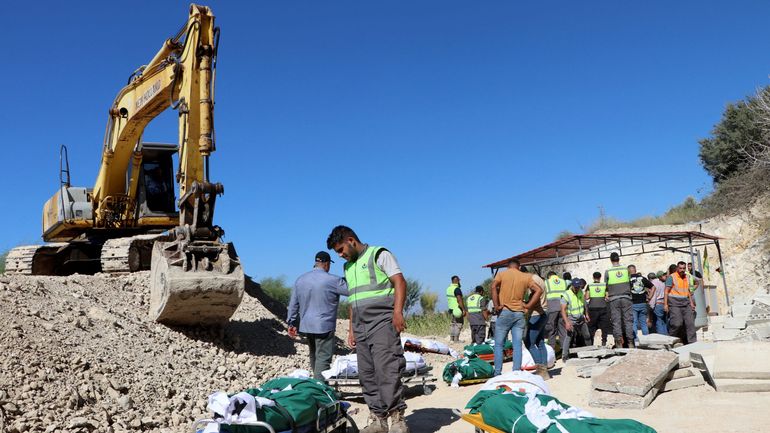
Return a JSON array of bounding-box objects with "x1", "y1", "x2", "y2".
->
[{"x1": 482, "y1": 231, "x2": 731, "y2": 306}]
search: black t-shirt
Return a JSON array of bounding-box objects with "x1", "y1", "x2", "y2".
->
[{"x1": 630, "y1": 274, "x2": 653, "y2": 304}]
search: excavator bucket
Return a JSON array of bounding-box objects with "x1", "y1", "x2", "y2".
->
[{"x1": 149, "y1": 238, "x2": 244, "y2": 326}]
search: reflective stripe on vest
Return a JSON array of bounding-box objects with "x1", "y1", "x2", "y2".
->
[
  {"x1": 344, "y1": 246, "x2": 393, "y2": 304},
  {"x1": 546, "y1": 276, "x2": 567, "y2": 300},
  {"x1": 588, "y1": 283, "x2": 607, "y2": 298},
  {"x1": 564, "y1": 290, "x2": 585, "y2": 317},
  {"x1": 467, "y1": 294, "x2": 482, "y2": 313},
  {"x1": 606, "y1": 266, "x2": 630, "y2": 284},
  {"x1": 669, "y1": 273, "x2": 690, "y2": 298},
  {"x1": 446, "y1": 284, "x2": 460, "y2": 312}
]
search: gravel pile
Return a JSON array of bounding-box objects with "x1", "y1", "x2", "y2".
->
[{"x1": 0, "y1": 272, "x2": 313, "y2": 433}]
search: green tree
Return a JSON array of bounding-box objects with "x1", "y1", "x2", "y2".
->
[
  {"x1": 555, "y1": 230, "x2": 573, "y2": 240},
  {"x1": 259, "y1": 276, "x2": 292, "y2": 307},
  {"x1": 699, "y1": 88, "x2": 769, "y2": 184},
  {"x1": 419, "y1": 292, "x2": 438, "y2": 314},
  {"x1": 405, "y1": 278, "x2": 423, "y2": 314},
  {"x1": 337, "y1": 300, "x2": 350, "y2": 319},
  {"x1": 0, "y1": 250, "x2": 6, "y2": 274}
]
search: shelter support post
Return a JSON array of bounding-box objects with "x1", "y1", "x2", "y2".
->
[{"x1": 715, "y1": 240, "x2": 730, "y2": 308}]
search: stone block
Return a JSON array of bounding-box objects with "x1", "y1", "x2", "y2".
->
[
  {"x1": 748, "y1": 324, "x2": 770, "y2": 339},
  {"x1": 713, "y1": 342, "x2": 770, "y2": 379},
  {"x1": 565, "y1": 358, "x2": 599, "y2": 367},
  {"x1": 668, "y1": 367, "x2": 697, "y2": 380},
  {"x1": 591, "y1": 350, "x2": 678, "y2": 396},
  {"x1": 569, "y1": 345, "x2": 599, "y2": 354},
  {"x1": 723, "y1": 318, "x2": 747, "y2": 329},
  {"x1": 731, "y1": 304, "x2": 753, "y2": 317},
  {"x1": 588, "y1": 382, "x2": 662, "y2": 409},
  {"x1": 578, "y1": 365, "x2": 610, "y2": 379},
  {"x1": 661, "y1": 374, "x2": 706, "y2": 392},
  {"x1": 638, "y1": 333, "x2": 680, "y2": 346},
  {"x1": 715, "y1": 379, "x2": 770, "y2": 392},
  {"x1": 577, "y1": 349, "x2": 616, "y2": 359},
  {"x1": 713, "y1": 328, "x2": 740, "y2": 341}
]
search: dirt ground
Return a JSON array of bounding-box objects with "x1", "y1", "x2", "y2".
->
[{"x1": 344, "y1": 358, "x2": 770, "y2": 433}]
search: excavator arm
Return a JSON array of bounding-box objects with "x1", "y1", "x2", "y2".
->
[{"x1": 93, "y1": 4, "x2": 217, "y2": 231}]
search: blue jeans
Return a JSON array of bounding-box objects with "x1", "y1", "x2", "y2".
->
[
  {"x1": 653, "y1": 304, "x2": 668, "y2": 335},
  {"x1": 494, "y1": 310, "x2": 526, "y2": 375},
  {"x1": 632, "y1": 303, "x2": 649, "y2": 337},
  {"x1": 525, "y1": 314, "x2": 547, "y2": 366}
]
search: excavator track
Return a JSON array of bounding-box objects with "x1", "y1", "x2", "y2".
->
[
  {"x1": 100, "y1": 234, "x2": 172, "y2": 274},
  {"x1": 5, "y1": 243, "x2": 69, "y2": 275}
]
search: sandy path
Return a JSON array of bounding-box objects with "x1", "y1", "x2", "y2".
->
[{"x1": 344, "y1": 359, "x2": 770, "y2": 433}]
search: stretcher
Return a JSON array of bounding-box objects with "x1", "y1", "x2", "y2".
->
[
  {"x1": 325, "y1": 361, "x2": 437, "y2": 396},
  {"x1": 453, "y1": 411, "x2": 504, "y2": 433},
  {"x1": 193, "y1": 400, "x2": 358, "y2": 433}
]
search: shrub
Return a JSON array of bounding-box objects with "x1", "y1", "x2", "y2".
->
[
  {"x1": 259, "y1": 276, "x2": 292, "y2": 307},
  {"x1": 419, "y1": 292, "x2": 438, "y2": 314}
]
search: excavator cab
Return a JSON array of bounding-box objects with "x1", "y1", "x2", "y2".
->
[{"x1": 137, "y1": 143, "x2": 177, "y2": 216}]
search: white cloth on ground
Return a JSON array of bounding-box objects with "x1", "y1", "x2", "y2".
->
[
  {"x1": 204, "y1": 390, "x2": 276, "y2": 431},
  {"x1": 480, "y1": 371, "x2": 551, "y2": 396},
  {"x1": 322, "y1": 352, "x2": 426, "y2": 379}
]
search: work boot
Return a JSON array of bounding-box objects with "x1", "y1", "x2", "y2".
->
[
  {"x1": 536, "y1": 364, "x2": 551, "y2": 381},
  {"x1": 360, "y1": 413, "x2": 389, "y2": 433},
  {"x1": 389, "y1": 409, "x2": 410, "y2": 433}
]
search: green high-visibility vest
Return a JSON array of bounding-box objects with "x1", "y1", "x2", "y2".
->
[
  {"x1": 344, "y1": 246, "x2": 393, "y2": 304},
  {"x1": 446, "y1": 284, "x2": 461, "y2": 317},
  {"x1": 606, "y1": 266, "x2": 630, "y2": 284},
  {"x1": 687, "y1": 273, "x2": 697, "y2": 293},
  {"x1": 588, "y1": 282, "x2": 607, "y2": 298},
  {"x1": 545, "y1": 275, "x2": 567, "y2": 300},
  {"x1": 564, "y1": 290, "x2": 585, "y2": 317},
  {"x1": 467, "y1": 294, "x2": 483, "y2": 313}
]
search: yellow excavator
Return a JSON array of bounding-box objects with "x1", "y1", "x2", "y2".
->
[{"x1": 6, "y1": 4, "x2": 244, "y2": 326}]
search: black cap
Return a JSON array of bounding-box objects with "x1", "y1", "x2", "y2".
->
[{"x1": 315, "y1": 251, "x2": 334, "y2": 263}]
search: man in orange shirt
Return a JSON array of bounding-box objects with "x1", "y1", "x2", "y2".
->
[{"x1": 490, "y1": 259, "x2": 543, "y2": 376}]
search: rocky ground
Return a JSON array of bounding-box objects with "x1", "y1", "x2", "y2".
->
[{"x1": 0, "y1": 272, "x2": 318, "y2": 433}]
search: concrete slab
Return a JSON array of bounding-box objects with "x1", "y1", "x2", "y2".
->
[
  {"x1": 638, "y1": 333, "x2": 680, "y2": 346},
  {"x1": 661, "y1": 374, "x2": 706, "y2": 392},
  {"x1": 569, "y1": 345, "x2": 599, "y2": 354},
  {"x1": 565, "y1": 358, "x2": 599, "y2": 367},
  {"x1": 591, "y1": 350, "x2": 678, "y2": 396},
  {"x1": 715, "y1": 379, "x2": 770, "y2": 392},
  {"x1": 713, "y1": 328, "x2": 740, "y2": 341},
  {"x1": 588, "y1": 382, "x2": 662, "y2": 409},
  {"x1": 669, "y1": 367, "x2": 697, "y2": 380},
  {"x1": 577, "y1": 349, "x2": 616, "y2": 359},
  {"x1": 731, "y1": 304, "x2": 753, "y2": 317},
  {"x1": 713, "y1": 342, "x2": 770, "y2": 379},
  {"x1": 723, "y1": 318, "x2": 748, "y2": 329}
]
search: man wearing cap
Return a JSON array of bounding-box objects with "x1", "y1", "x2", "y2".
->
[
  {"x1": 327, "y1": 225, "x2": 410, "y2": 433},
  {"x1": 559, "y1": 278, "x2": 591, "y2": 362},
  {"x1": 446, "y1": 276, "x2": 467, "y2": 342},
  {"x1": 604, "y1": 252, "x2": 635, "y2": 348},
  {"x1": 287, "y1": 251, "x2": 349, "y2": 381}
]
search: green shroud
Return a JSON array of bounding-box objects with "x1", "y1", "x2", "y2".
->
[
  {"x1": 466, "y1": 389, "x2": 657, "y2": 433},
  {"x1": 463, "y1": 339, "x2": 513, "y2": 356},
  {"x1": 223, "y1": 378, "x2": 339, "y2": 433},
  {"x1": 442, "y1": 353, "x2": 495, "y2": 383}
]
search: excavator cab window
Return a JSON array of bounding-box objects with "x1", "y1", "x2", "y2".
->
[{"x1": 141, "y1": 159, "x2": 175, "y2": 213}]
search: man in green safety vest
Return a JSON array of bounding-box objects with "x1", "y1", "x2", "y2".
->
[
  {"x1": 326, "y1": 225, "x2": 410, "y2": 433},
  {"x1": 604, "y1": 252, "x2": 635, "y2": 348},
  {"x1": 585, "y1": 271, "x2": 610, "y2": 346},
  {"x1": 544, "y1": 271, "x2": 568, "y2": 351},
  {"x1": 466, "y1": 286, "x2": 489, "y2": 344},
  {"x1": 559, "y1": 278, "x2": 591, "y2": 362},
  {"x1": 446, "y1": 275, "x2": 467, "y2": 342}
]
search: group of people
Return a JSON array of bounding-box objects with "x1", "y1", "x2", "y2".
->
[
  {"x1": 447, "y1": 252, "x2": 704, "y2": 381},
  {"x1": 282, "y1": 224, "x2": 705, "y2": 433}
]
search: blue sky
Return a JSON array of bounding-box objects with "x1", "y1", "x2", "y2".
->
[{"x1": 2, "y1": 1, "x2": 769, "y2": 309}]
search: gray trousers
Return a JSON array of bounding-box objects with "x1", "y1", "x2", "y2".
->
[
  {"x1": 306, "y1": 331, "x2": 335, "y2": 381},
  {"x1": 609, "y1": 298, "x2": 634, "y2": 344},
  {"x1": 470, "y1": 325, "x2": 486, "y2": 345},
  {"x1": 356, "y1": 324, "x2": 407, "y2": 417},
  {"x1": 668, "y1": 297, "x2": 697, "y2": 345},
  {"x1": 546, "y1": 310, "x2": 562, "y2": 350},
  {"x1": 560, "y1": 318, "x2": 590, "y2": 361},
  {"x1": 450, "y1": 315, "x2": 464, "y2": 340}
]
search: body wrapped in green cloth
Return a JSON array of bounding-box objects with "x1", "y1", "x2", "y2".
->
[
  {"x1": 466, "y1": 389, "x2": 657, "y2": 433},
  {"x1": 216, "y1": 377, "x2": 340, "y2": 433},
  {"x1": 464, "y1": 339, "x2": 513, "y2": 356},
  {"x1": 443, "y1": 352, "x2": 495, "y2": 384}
]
